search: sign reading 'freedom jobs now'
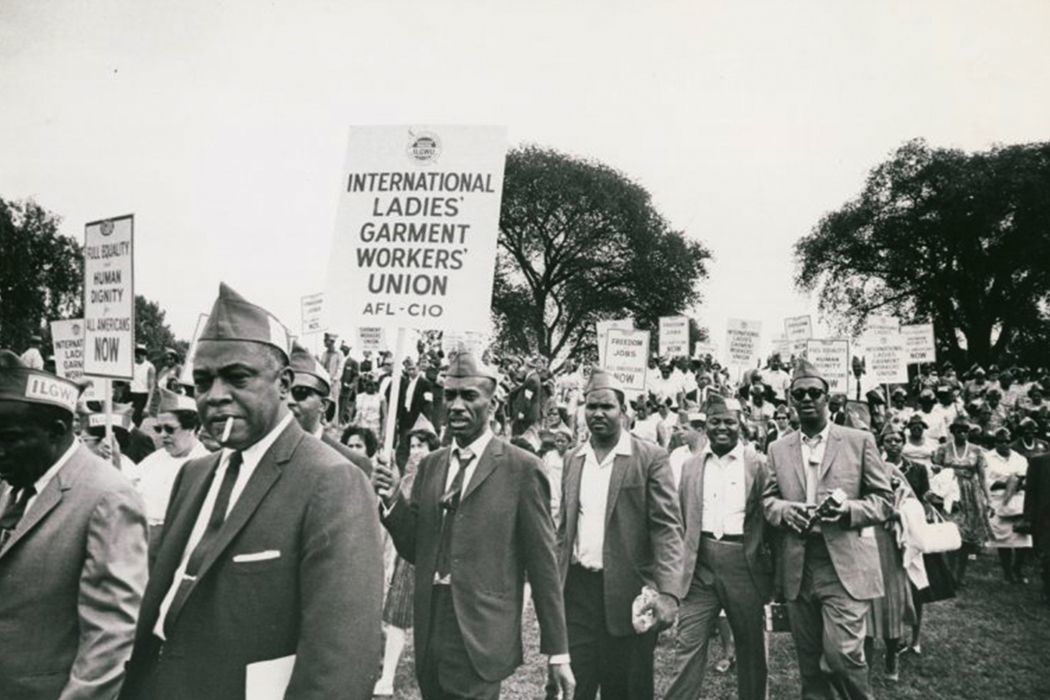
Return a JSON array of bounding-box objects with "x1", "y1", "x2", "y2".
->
[
  {"x1": 300, "y1": 293, "x2": 326, "y2": 335},
  {"x1": 83, "y1": 215, "x2": 134, "y2": 379},
  {"x1": 602, "y1": 328, "x2": 650, "y2": 398},
  {"x1": 325, "y1": 125, "x2": 507, "y2": 332}
]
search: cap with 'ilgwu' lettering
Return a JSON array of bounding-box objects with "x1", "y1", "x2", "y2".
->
[{"x1": 0, "y1": 349, "x2": 79, "y2": 414}]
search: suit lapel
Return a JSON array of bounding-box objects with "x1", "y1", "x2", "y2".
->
[
  {"x1": 688, "y1": 454, "x2": 705, "y2": 536},
  {"x1": 604, "y1": 449, "x2": 631, "y2": 531},
  {"x1": 787, "y1": 431, "x2": 807, "y2": 495},
  {"x1": 562, "y1": 449, "x2": 585, "y2": 548},
  {"x1": 460, "y1": 439, "x2": 501, "y2": 503},
  {"x1": 164, "y1": 423, "x2": 296, "y2": 627},
  {"x1": 150, "y1": 453, "x2": 220, "y2": 588},
  {"x1": 744, "y1": 450, "x2": 760, "y2": 513},
  {"x1": 819, "y1": 425, "x2": 842, "y2": 481}
]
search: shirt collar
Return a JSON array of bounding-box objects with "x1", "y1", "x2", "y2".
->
[
  {"x1": 802, "y1": 421, "x2": 832, "y2": 446},
  {"x1": 311, "y1": 424, "x2": 324, "y2": 439},
  {"x1": 452, "y1": 428, "x2": 494, "y2": 459},
  {"x1": 702, "y1": 440, "x2": 744, "y2": 464},
  {"x1": 582, "y1": 429, "x2": 633, "y2": 463},
  {"x1": 31, "y1": 438, "x2": 80, "y2": 494},
  {"x1": 223, "y1": 412, "x2": 294, "y2": 471}
]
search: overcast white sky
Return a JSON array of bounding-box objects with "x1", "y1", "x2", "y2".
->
[{"x1": 3, "y1": 1, "x2": 1049, "y2": 354}]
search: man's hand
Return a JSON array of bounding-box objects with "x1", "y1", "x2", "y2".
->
[
  {"x1": 371, "y1": 450, "x2": 401, "y2": 508},
  {"x1": 782, "y1": 502, "x2": 813, "y2": 533},
  {"x1": 546, "y1": 662, "x2": 575, "y2": 700},
  {"x1": 651, "y1": 593, "x2": 679, "y2": 632},
  {"x1": 819, "y1": 499, "x2": 849, "y2": 524}
]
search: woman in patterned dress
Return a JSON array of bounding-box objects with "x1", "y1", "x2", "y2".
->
[
  {"x1": 985, "y1": 427, "x2": 1033, "y2": 583},
  {"x1": 931, "y1": 415, "x2": 993, "y2": 586}
]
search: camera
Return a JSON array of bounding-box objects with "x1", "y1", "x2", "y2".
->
[{"x1": 801, "y1": 488, "x2": 848, "y2": 532}]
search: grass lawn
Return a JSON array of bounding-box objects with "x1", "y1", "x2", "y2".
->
[{"x1": 385, "y1": 552, "x2": 1050, "y2": 698}]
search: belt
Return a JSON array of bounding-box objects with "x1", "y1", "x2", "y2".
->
[
  {"x1": 570, "y1": 562, "x2": 603, "y2": 574},
  {"x1": 701, "y1": 532, "x2": 744, "y2": 543},
  {"x1": 433, "y1": 574, "x2": 452, "y2": 586}
]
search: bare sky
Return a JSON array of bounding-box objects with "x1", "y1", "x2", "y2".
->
[{"x1": 2, "y1": 1, "x2": 1048, "y2": 354}]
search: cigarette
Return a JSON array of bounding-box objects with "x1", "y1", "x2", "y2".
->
[{"x1": 221, "y1": 417, "x2": 233, "y2": 444}]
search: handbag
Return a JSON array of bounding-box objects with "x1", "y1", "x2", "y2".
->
[{"x1": 912, "y1": 506, "x2": 962, "y2": 554}]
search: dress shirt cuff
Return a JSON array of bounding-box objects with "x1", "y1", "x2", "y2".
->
[
  {"x1": 549, "y1": 654, "x2": 571, "y2": 665},
  {"x1": 380, "y1": 493, "x2": 400, "y2": 519}
]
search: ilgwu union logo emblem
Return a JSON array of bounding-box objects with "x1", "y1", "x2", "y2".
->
[
  {"x1": 407, "y1": 131, "x2": 441, "y2": 165},
  {"x1": 100, "y1": 220, "x2": 115, "y2": 236}
]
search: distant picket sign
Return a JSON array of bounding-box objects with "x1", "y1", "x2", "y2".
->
[
  {"x1": 784, "y1": 314, "x2": 813, "y2": 357},
  {"x1": 597, "y1": 318, "x2": 635, "y2": 366},
  {"x1": 356, "y1": 327, "x2": 386, "y2": 352},
  {"x1": 863, "y1": 331, "x2": 909, "y2": 384},
  {"x1": 602, "y1": 328, "x2": 650, "y2": 398},
  {"x1": 805, "y1": 339, "x2": 851, "y2": 395},
  {"x1": 179, "y1": 313, "x2": 209, "y2": 386},
  {"x1": 83, "y1": 215, "x2": 134, "y2": 379},
  {"x1": 726, "y1": 318, "x2": 762, "y2": 367},
  {"x1": 901, "y1": 323, "x2": 936, "y2": 365},
  {"x1": 50, "y1": 319, "x2": 98, "y2": 401},
  {"x1": 658, "y1": 316, "x2": 689, "y2": 358},
  {"x1": 325, "y1": 125, "x2": 507, "y2": 333},
  {"x1": 300, "y1": 293, "x2": 326, "y2": 335},
  {"x1": 693, "y1": 341, "x2": 718, "y2": 358}
]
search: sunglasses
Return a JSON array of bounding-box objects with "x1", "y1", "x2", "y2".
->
[
  {"x1": 791, "y1": 387, "x2": 826, "y2": 402},
  {"x1": 153, "y1": 424, "x2": 180, "y2": 435},
  {"x1": 291, "y1": 386, "x2": 320, "y2": 402}
]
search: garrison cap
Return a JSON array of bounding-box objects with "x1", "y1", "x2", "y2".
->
[
  {"x1": 702, "y1": 393, "x2": 742, "y2": 417},
  {"x1": 199, "y1": 283, "x2": 292, "y2": 362},
  {"x1": 583, "y1": 370, "x2": 625, "y2": 402},
  {"x1": 157, "y1": 386, "x2": 198, "y2": 414},
  {"x1": 289, "y1": 342, "x2": 331, "y2": 395},
  {"x1": 0, "y1": 349, "x2": 78, "y2": 414},
  {"x1": 791, "y1": 358, "x2": 828, "y2": 389},
  {"x1": 410, "y1": 413, "x2": 437, "y2": 436},
  {"x1": 85, "y1": 403, "x2": 134, "y2": 434},
  {"x1": 445, "y1": 351, "x2": 498, "y2": 382}
]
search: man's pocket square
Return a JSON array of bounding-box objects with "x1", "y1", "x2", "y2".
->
[{"x1": 233, "y1": 550, "x2": 281, "y2": 563}]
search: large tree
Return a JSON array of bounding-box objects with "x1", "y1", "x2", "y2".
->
[
  {"x1": 0, "y1": 198, "x2": 82, "y2": 351},
  {"x1": 795, "y1": 139, "x2": 1050, "y2": 365},
  {"x1": 494, "y1": 146, "x2": 710, "y2": 367}
]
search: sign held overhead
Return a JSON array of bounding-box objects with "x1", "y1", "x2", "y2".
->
[{"x1": 83, "y1": 215, "x2": 134, "y2": 379}]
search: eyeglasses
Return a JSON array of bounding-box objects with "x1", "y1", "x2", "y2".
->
[
  {"x1": 791, "y1": 387, "x2": 826, "y2": 402},
  {"x1": 291, "y1": 386, "x2": 319, "y2": 402},
  {"x1": 153, "y1": 424, "x2": 179, "y2": 435}
]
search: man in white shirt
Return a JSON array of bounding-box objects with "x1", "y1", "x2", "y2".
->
[
  {"x1": 557, "y1": 371, "x2": 684, "y2": 700},
  {"x1": 18, "y1": 335, "x2": 45, "y2": 369},
  {"x1": 667, "y1": 395, "x2": 773, "y2": 700},
  {"x1": 669, "y1": 409, "x2": 708, "y2": 488},
  {"x1": 121, "y1": 283, "x2": 384, "y2": 700}
]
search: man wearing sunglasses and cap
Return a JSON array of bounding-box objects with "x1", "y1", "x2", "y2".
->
[
  {"x1": 763, "y1": 359, "x2": 893, "y2": 700},
  {"x1": 0, "y1": 349, "x2": 148, "y2": 698},
  {"x1": 121, "y1": 284, "x2": 383, "y2": 700},
  {"x1": 287, "y1": 342, "x2": 372, "y2": 476}
]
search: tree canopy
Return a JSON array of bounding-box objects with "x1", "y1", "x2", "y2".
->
[
  {"x1": 0, "y1": 198, "x2": 82, "y2": 352},
  {"x1": 0, "y1": 197, "x2": 185, "y2": 362},
  {"x1": 494, "y1": 146, "x2": 710, "y2": 366},
  {"x1": 795, "y1": 139, "x2": 1050, "y2": 365}
]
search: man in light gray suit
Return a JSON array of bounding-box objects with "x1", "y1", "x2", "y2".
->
[
  {"x1": 0, "y1": 349, "x2": 148, "y2": 699},
  {"x1": 666, "y1": 393, "x2": 773, "y2": 700},
  {"x1": 763, "y1": 360, "x2": 893, "y2": 700}
]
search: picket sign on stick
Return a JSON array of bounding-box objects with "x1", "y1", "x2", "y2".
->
[{"x1": 381, "y1": 328, "x2": 407, "y2": 457}]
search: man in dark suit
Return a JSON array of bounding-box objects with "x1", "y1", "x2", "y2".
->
[
  {"x1": 121, "y1": 283, "x2": 384, "y2": 700},
  {"x1": 0, "y1": 350, "x2": 148, "y2": 698},
  {"x1": 286, "y1": 342, "x2": 372, "y2": 476},
  {"x1": 556, "y1": 370, "x2": 685, "y2": 700},
  {"x1": 374, "y1": 351, "x2": 574, "y2": 700},
  {"x1": 1024, "y1": 453, "x2": 1050, "y2": 606},
  {"x1": 666, "y1": 393, "x2": 773, "y2": 700},
  {"x1": 763, "y1": 360, "x2": 893, "y2": 700},
  {"x1": 389, "y1": 356, "x2": 433, "y2": 468}
]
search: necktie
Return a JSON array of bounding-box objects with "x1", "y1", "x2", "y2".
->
[
  {"x1": 0, "y1": 486, "x2": 36, "y2": 547},
  {"x1": 435, "y1": 448, "x2": 475, "y2": 579},
  {"x1": 164, "y1": 451, "x2": 242, "y2": 635},
  {"x1": 802, "y1": 434, "x2": 822, "y2": 504}
]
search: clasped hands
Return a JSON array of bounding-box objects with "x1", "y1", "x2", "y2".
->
[{"x1": 781, "y1": 500, "x2": 848, "y2": 534}]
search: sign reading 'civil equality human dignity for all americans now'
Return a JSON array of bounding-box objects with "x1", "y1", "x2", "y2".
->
[
  {"x1": 325, "y1": 125, "x2": 507, "y2": 333},
  {"x1": 83, "y1": 215, "x2": 134, "y2": 379}
]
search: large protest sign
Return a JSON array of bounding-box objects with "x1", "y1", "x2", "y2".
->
[
  {"x1": 50, "y1": 319, "x2": 98, "y2": 401},
  {"x1": 805, "y1": 339, "x2": 850, "y2": 395},
  {"x1": 178, "y1": 313, "x2": 209, "y2": 386},
  {"x1": 325, "y1": 125, "x2": 507, "y2": 333},
  {"x1": 602, "y1": 328, "x2": 650, "y2": 398},
  {"x1": 658, "y1": 316, "x2": 689, "y2": 358},
  {"x1": 726, "y1": 318, "x2": 762, "y2": 367},
  {"x1": 83, "y1": 215, "x2": 134, "y2": 378},
  {"x1": 901, "y1": 323, "x2": 936, "y2": 365},
  {"x1": 863, "y1": 331, "x2": 908, "y2": 384},
  {"x1": 300, "y1": 293, "x2": 326, "y2": 335},
  {"x1": 596, "y1": 318, "x2": 634, "y2": 366},
  {"x1": 784, "y1": 315, "x2": 812, "y2": 356}
]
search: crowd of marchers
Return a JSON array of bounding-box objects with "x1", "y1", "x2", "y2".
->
[{"x1": 4, "y1": 292, "x2": 1050, "y2": 700}]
